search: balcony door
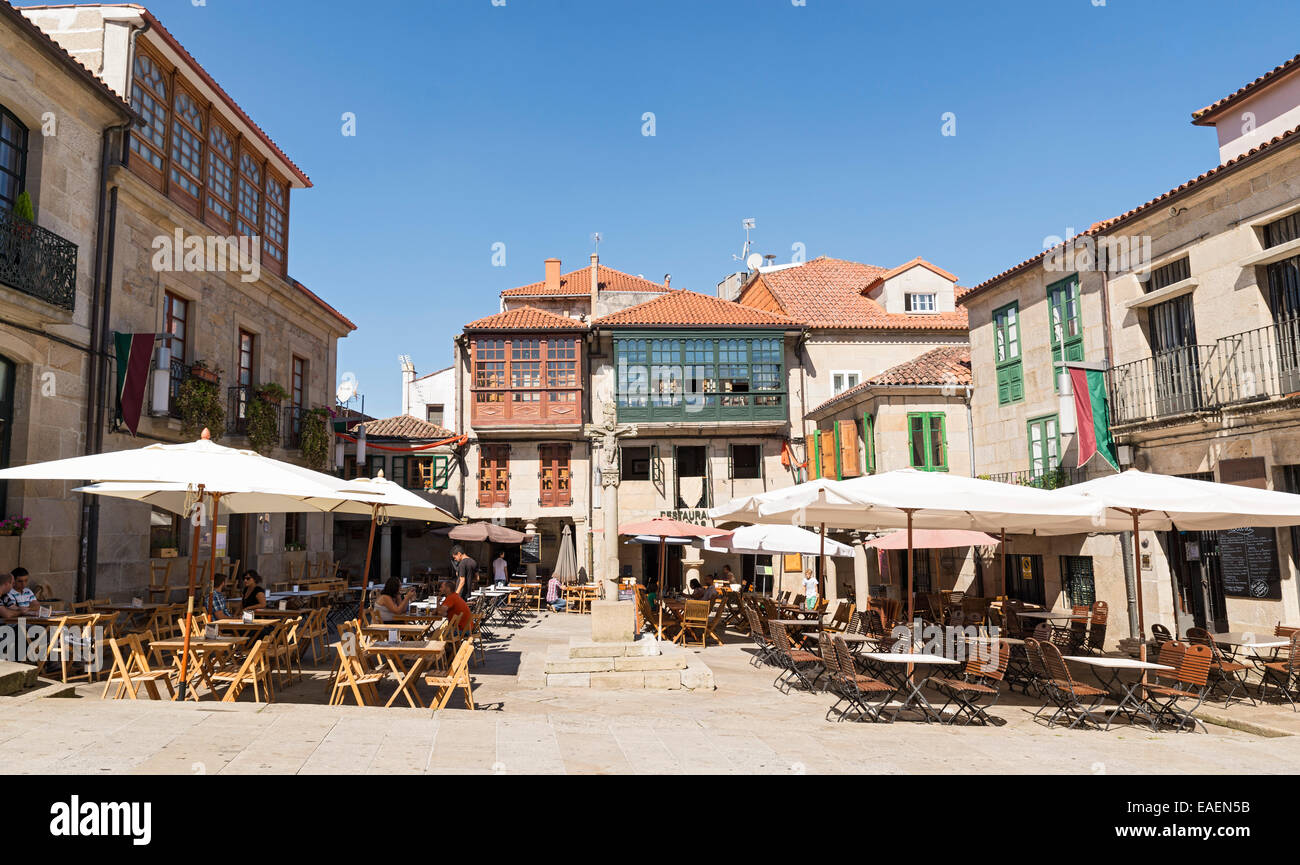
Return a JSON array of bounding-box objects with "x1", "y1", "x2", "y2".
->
[
  {"x1": 0, "y1": 354, "x2": 12, "y2": 519},
  {"x1": 1266, "y1": 255, "x2": 1300, "y2": 394},
  {"x1": 1148, "y1": 295, "x2": 1202, "y2": 416}
]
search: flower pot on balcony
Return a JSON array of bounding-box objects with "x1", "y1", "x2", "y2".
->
[{"x1": 190, "y1": 363, "x2": 220, "y2": 384}]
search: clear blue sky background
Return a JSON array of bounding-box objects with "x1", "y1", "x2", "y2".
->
[{"x1": 47, "y1": 0, "x2": 1300, "y2": 416}]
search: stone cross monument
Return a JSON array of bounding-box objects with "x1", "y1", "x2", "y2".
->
[{"x1": 585, "y1": 401, "x2": 637, "y2": 598}]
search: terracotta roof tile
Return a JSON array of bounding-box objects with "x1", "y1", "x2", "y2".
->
[
  {"x1": 289, "y1": 278, "x2": 355, "y2": 332},
  {"x1": 360, "y1": 415, "x2": 456, "y2": 440},
  {"x1": 1192, "y1": 53, "x2": 1300, "y2": 123},
  {"x1": 743, "y1": 257, "x2": 969, "y2": 331},
  {"x1": 962, "y1": 123, "x2": 1300, "y2": 304},
  {"x1": 808, "y1": 346, "x2": 971, "y2": 414},
  {"x1": 863, "y1": 257, "x2": 958, "y2": 291},
  {"x1": 593, "y1": 290, "x2": 799, "y2": 328},
  {"x1": 501, "y1": 264, "x2": 671, "y2": 297},
  {"x1": 465, "y1": 306, "x2": 587, "y2": 330}
]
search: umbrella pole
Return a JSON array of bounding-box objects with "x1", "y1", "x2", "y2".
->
[
  {"x1": 1132, "y1": 509, "x2": 1149, "y2": 684},
  {"x1": 206, "y1": 493, "x2": 222, "y2": 619},
  {"x1": 360, "y1": 503, "x2": 378, "y2": 614},
  {"x1": 658, "y1": 537, "x2": 665, "y2": 639},
  {"x1": 999, "y1": 529, "x2": 1006, "y2": 597},
  {"x1": 905, "y1": 509, "x2": 916, "y2": 684},
  {"x1": 819, "y1": 522, "x2": 827, "y2": 605},
  {"x1": 176, "y1": 484, "x2": 205, "y2": 701}
]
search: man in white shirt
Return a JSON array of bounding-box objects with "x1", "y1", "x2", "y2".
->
[
  {"x1": 6, "y1": 568, "x2": 37, "y2": 614},
  {"x1": 802, "y1": 569, "x2": 819, "y2": 611}
]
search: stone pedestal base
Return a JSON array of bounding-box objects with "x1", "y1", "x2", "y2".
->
[
  {"x1": 540, "y1": 635, "x2": 715, "y2": 691},
  {"x1": 591, "y1": 599, "x2": 635, "y2": 643}
]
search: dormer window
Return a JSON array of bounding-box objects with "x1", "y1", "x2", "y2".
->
[{"x1": 905, "y1": 293, "x2": 937, "y2": 313}]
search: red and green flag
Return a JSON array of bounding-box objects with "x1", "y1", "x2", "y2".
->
[
  {"x1": 1069, "y1": 365, "x2": 1119, "y2": 471},
  {"x1": 114, "y1": 332, "x2": 155, "y2": 435}
]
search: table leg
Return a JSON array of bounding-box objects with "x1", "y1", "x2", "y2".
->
[{"x1": 384, "y1": 655, "x2": 428, "y2": 709}]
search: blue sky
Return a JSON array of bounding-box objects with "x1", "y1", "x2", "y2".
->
[{"x1": 52, "y1": 0, "x2": 1300, "y2": 416}]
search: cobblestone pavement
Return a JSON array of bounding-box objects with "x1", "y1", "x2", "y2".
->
[{"x1": 4, "y1": 611, "x2": 1300, "y2": 774}]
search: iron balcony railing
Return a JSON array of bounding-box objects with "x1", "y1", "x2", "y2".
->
[
  {"x1": 0, "y1": 209, "x2": 78, "y2": 310},
  {"x1": 283, "y1": 405, "x2": 303, "y2": 449},
  {"x1": 1108, "y1": 316, "x2": 1300, "y2": 425},
  {"x1": 227, "y1": 385, "x2": 251, "y2": 435},
  {"x1": 983, "y1": 465, "x2": 1089, "y2": 489},
  {"x1": 167, "y1": 357, "x2": 186, "y2": 419}
]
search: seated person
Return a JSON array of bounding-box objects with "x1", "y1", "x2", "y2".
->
[
  {"x1": 210, "y1": 572, "x2": 232, "y2": 618},
  {"x1": 688, "y1": 578, "x2": 705, "y2": 601},
  {"x1": 700, "y1": 576, "x2": 719, "y2": 601},
  {"x1": 0, "y1": 571, "x2": 21, "y2": 624},
  {"x1": 546, "y1": 575, "x2": 566, "y2": 612},
  {"x1": 239, "y1": 569, "x2": 267, "y2": 612},
  {"x1": 374, "y1": 576, "x2": 416, "y2": 623},
  {"x1": 6, "y1": 568, "x2": 38, "y2": 614},
  {"x1": 438, "y1": 579, "x2": 473, "y2": 634}
]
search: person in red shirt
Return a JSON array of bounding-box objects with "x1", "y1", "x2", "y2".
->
[{"x1": 438, "y1": 580, "x2": 472, "y2": 633}]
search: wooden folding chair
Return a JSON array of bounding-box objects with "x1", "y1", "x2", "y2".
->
[
  {"x1": 102, "y1": 635, "x2": 175, "y2": 700},
  {"x1": 330, "y1": 638, "x2": 384, "y2": 706},
  {"x1": 676, "y1": 600, "x2": 713, "y2": 647},
  {"x1": 1145, "y1": 641, "x2": 1211, "y2": 732},
  {"x1": 46, "y1": 613, "x2": 105, "y2": 683},
  {"x1": 147, "y1": 560, "x2": 173, "y2": 603},
  {"x1": 212, "y1": 639, "x2": 272, "y2": 703},
  {"x1": 424, "y1": 641, "x2": 475, "y2": 710}
]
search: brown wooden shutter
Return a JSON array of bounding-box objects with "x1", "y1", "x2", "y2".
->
[
  {"x1": 838, "y1": 419, "x2": 860, "y2": 477},
  {"x1": 819, "y1": 430, "x2": 837, "y2": 479}
]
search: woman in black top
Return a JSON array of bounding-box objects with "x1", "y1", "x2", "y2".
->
[{"x1": 240, "y1": 569, "x2": 266, "y2": 611}]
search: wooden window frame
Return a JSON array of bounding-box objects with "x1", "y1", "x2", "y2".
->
[
  {"x1": 538, "y1": 443, "x2": 572, "y2": 507},
  {"x1": 168, "y1": 83, "x2": 205, "y2": 213},
  {"x1": 291, "y1": 356, "x2": 306, "y2": 410},
  {"x1": 907, "y1": 412, "x2": 948, "y2": 472},
  {"x1": 470, "y1": 334, "x2": 583, "y2": 425},
  {"x1": 728, "y1": 443, "x2": 762, "y2": 480},
  {"x1": 478, "y1": 445, "x2": 510, "y2": 507},
  {"x1": 205, "y1": 116, "x2": 237, "y2": 233},
  {"x1": 128, "y1": 46, "x2": 169, "y2": 187}
]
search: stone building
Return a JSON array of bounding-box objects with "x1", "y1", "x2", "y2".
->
[
  {"x1": 0, "y1": 2, "x2": 135, "y2": 599},
  {"x1": 20, "y1": 4, "x2": 355, "y2": 599}
]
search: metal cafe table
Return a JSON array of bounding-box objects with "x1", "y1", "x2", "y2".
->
[
  {"x1": 857, "y1": 652, "x2": 959, "y2": 722},
  {"x1": 1064, "y1": 655, "x2": 1174, "y2": 731}
]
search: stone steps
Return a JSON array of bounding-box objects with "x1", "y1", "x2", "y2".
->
[{"x1": 540, "y1": 634, "x2": 714, "y2": 691}]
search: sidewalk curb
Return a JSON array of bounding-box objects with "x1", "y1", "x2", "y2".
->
[{"x1": 1198, "y1": 710, "x2": 1293, "y2": 738}]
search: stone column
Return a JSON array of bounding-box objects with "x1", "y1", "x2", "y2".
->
[
  {"x1": 682, "y1": 547, "x2": 704, "y2": 591},
  {"x1": 602, "y1": 474, "x2": 620, "y2": 599},
  {"x1": 379, "y1": 524, "x2": 392, "y2": 583},
  {"x1": 525, "y1": 520, "x2": 538, "y2": 581},
  {"x1": 824, "y1": 556, "x2": 838, "y2": 604},
  {"x1": 852, "y1": 532, "x2": 870, "y2": 608}
]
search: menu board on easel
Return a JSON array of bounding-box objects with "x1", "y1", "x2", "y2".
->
[
  {"x1": 521, "y1": 534, "x2": 541, "y2": 564},
  {"x1": 1217, "y1": 526, "x2": 1281, "y2": 599}
]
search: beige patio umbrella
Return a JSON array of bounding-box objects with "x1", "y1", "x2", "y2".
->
[
  {"x1": 619, "y1": 517, "x2": 728, "y2": 636},
  {"x1": 553, "y1": 524, "x2": 579, "y2": 585}
]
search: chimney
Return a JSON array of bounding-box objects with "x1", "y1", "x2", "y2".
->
[
  {"x1": 544, "y1": 258, "x2": 561, "y2": 293},
  {"x1": 399, "y1": 355, "x2": 415, "y2": 416},
  {"x1": 589, "y1": 252, "x2": 599, "y2": 314},
  {"x1": 664, "y1": 274, "x2": 671, "y2": 289}
]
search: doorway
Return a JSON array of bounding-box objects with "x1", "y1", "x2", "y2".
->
[
  {"x1": 0, "y1": 354, "x2": 12, "y2": 519},
  {"x1": 1004, "y1": 554, "x2": 1045, "y2": 606},
  {"x1": 641, "y1": 542, "x2": 683, "y2": 592},
  {"x1": 1165, "y1": 530, "x2": 1229, "y2": 633}
]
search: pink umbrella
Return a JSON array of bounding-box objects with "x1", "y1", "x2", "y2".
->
[{"x1": 619, "y1": 517, "x2": 728, "y2": 636}]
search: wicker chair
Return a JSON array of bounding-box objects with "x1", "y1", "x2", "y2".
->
[
  {"x1": 1082, "y1": 601, "x2": 1108, "y2": 655},
  {"x1": 1260, "y1": 631, "x2": 1300, "y2": 711},
  {"x1": 767, "y1": 621, "x2": 824, "y2": 694},
  {"x1": 1145, "y1": 641, "x2": 1211, "y2": 732},
  {"x1": 925, "y1": 638, "x2": 1011, "y2": 725},
  {"x1": 825, "y1": 635, "x2": 894, "y2": 723},
  {"x1": 743, "y1": 606, "x2": 777, "y2": 667}
]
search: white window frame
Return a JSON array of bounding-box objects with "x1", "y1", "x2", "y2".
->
[
  {"x1": 831, "y1": 370, "x2": 860, "y2": 395},
  {"x1": 905, "y1": 292, "x2": 937, "y2": 313}
]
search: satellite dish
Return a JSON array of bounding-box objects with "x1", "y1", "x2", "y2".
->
[
  {"x1": 746, "y1": 253, "x2": 764, "y2": 271},
  {"x1": 336, "y1": 378, "x2": 356, "y2": 403}
]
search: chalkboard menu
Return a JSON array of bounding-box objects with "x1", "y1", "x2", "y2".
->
[
  {"x1": 521, "y1": 534, "x2": 541, "y2": 564},
  {"x1": 1216, "y1": 526, "x2": 1281, "y2": 599}
]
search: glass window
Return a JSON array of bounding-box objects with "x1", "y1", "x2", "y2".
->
[
  {"x1": 993, "y1": 302, "x2": 1024, "y2": 405},
  {"x1": 731, "y1": 444, "x2": 761, "y2": 479},
  {"x1": 263, "y1": 175, "x2": 287, "y2": 262},
  {"x1": 621, "y1": 446, "x2": 650, "y2": 481},
  {"x1": 614, "y1": 334, "x2": 784, "y2": 418},
  {"x1": 206, "y1": 122, "x2": 236, "y2": 222},
  {"x1": 0, "y1": 106, "x2": 28, "y2": 212},
  {"x1": 1027, "y1": 414, "x2": 1060, "y2": 478},
  {"x1": 237, "y1": 150, "x2": 261, "y2": 237},
  {"x1": 905, "y1": 293, "x2": 936, "y2": 312},
  {"x1": 129, "y1": 51, "x2": 168, "y2": 172},
  {"x1": 169, "y1": 88, "x2": 203, "y2": 198},
  {"x1": 908, "y1": 412, "x2": 947, "y2": 471}
]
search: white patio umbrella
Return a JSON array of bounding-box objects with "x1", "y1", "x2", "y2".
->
[
  {"x1": 1062, "y1": 469, "x2": 1300, "y2": 679},
  {"x1": 737, "y1": 469, "x2": 1103, "y2": 657},
  {"x1": 554, "y1": 524, "x2": 579, "y2": 585},
  {"x1": 0, "y1": 430, "x2": 454, "y2": 696},
  {"x1": 704, "y1": 524, "x2": 854, "y2": 557}
]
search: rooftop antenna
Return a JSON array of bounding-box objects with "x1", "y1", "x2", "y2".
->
[
  {"x1": 591, "y1": 232, "x2": 602, "y2": 254},
  {"x1": 732, "y1": 218, "x2": 756, "y2": 265}
]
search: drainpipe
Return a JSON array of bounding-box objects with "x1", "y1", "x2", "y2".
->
[
  {"x1": 964, "y1": 384, "x2": 975, "y2": 477},
  {"x1": 1098, "y1": 247, "x2": 1140, "y2": 639}
]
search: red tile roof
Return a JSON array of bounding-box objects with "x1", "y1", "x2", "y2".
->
[
  {"x1": 465, "y1": 306, "x2": 587, "y2": 331},
  {"x1": 863, "y1": 257, "x2": 958, "y2": 292},
  {"x1": 808, "y1": 346, "x2": 971, "y2": 414},
  {"x1": 360, "y1": 415, "x2": 456, "y2": 440},
  {"x1": 1192, "y1": 52, "x2": 1300, "y2": 124},
  {"x1": 742, "y1": 257, "x2": 969, "y2": 331},
  {"x1": 20, "y1": 4, "x2": 311, "y2": 186},
  {"x1": 500, "y1": 264, "x2": 672, "y2": 298},
  {"x1": 593, "y1": 290, "x2": 799, "y2": 328},
  {"x1": 2, "y1": 1, "x2": 135, "y2": 119},
  {"x1": 962, "y1": 122, "x2": 1300, "y2": 305}
]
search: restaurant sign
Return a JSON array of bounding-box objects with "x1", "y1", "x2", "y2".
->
[{"x1": 658, "y1": 509, "x2": 711, "y2": 525}]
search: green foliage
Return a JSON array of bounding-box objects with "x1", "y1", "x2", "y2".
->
[
  {"x1": 299, "y1": 407, "x2": 331, "y2": 470},
  {"x1": 246, "y1": 382, "x2": 288, "y2": 454},
  {"x1": 177, "y1": 374, "x2": 224, "y2": 441},
  {"x1": 12, "y1": 191, "x2": 34, "y2": 222}
]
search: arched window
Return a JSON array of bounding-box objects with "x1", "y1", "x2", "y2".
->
[{"x1": 0, "y1": 105, "x2": 28, "y2": 212}]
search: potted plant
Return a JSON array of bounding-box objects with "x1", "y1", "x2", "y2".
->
[
  {"x1": 299, "y1": 406, "x2": 332, "y2": 470},
  {"x1": 247, "y1": 382, "x2": 289, "y2": 454},
  {"x1": 189, "y1": 359, "x2": 220, "y2": 384},
  {"x1": 0, "y1": 516, "x2": 30, "y2": 537},
  {"x1": 176, "y1": 369, "x2": 225, "y2": 441}
]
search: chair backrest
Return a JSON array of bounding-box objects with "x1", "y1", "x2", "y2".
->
[
  {"x1": 1287, "y1": 633, "x2": 1300, "y2": 676},
  {"x1": 745, "y1": 606, "x2": 768, "y2": 641},
  {"x1": 1151, "y1": 623, "x2": 1173, "y2": 645},
  {"x1": 1174, "y1": 643, "x2": 1212, "y2": 689},
  {"x1": 831, "y1": 636, "x2": 859, "y2": 682},
  {"x1": 1037, "y1": 638, "x2": 1074, "y2": 684},
  {"x1": 447, "y1": 639, "x2": 474, "y2": 680},
  {"x1": 1185, "y1": 627, "x2": 1226, "y2": 663},
  {"x1": 681, "y1": 599, "x2": 710, "y2": 626},
  {"x1": 767, "y1": 621, "x2": 793, "y2": 655},
  {"x1": 1275, "y1": 623, "x2": 1299, "y2": 639},
  {"x1": 966, "y1": 639, "x2": 1010, "y2": 683},
  {"x1": 1154, "y1": 639, "x2": 1186, "y2": 683},
  {"x1": 1023, "y1": 637, "x2": 1049, "y2": 682}
]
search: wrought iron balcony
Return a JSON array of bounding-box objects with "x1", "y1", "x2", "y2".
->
[
  {"x1": 1108, "y1": 316, "x2": 1300, "y2": 426},
  {"x1": 227, "y1": 385, "x2": 251, "y2": 435},
  {"x1": 982, "y1": 465, "x2": 1089, "y2": 489},
  {"x1": 0, "y1": 209, "x2": 78, "y2": 310},
  {"x1": 167, "y1": 357, "x2": 186, "y2": 419}
]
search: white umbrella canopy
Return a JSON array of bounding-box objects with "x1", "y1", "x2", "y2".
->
[
  {"x1": 750, "y1": 469, "x2": 1103, "y2": 534},
  {"x1": 707, "y1": 477, "x2": 842, "y2": 524},
  {"x1": 704, "y1": 523, "x2": 855, "y2": 557},
  {"x1": 1063, "y1": 468, "x2": 1300, "y2": 531}
]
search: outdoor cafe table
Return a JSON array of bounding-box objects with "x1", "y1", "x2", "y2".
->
[
  {"x1": 149, "y1": 635, "x2": 244, "y2": 699},
  {"x1": 1064, "y1": 655, "x2": 1174, "y2": 731},
  {"x1": 365, "y1": 639, "x2": 448, "y2": 708},
  {"x1": 857, "y1": 652, "x2": 960, "y2": 722},
  {"x1": 252, "y1": 607, "x2": 305, "y2": 619},
  {"x1": 212, "y1": 617, "x2": 277, "y2": 635},
  {"x1": 361, "y1": 622, "x2": 431, "y2": 641},
  {"x1": 1014, "y1": 611, "x2": 1081, "y2": 621}
]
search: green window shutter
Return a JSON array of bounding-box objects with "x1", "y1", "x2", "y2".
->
[
  {"x1": 863, "y1": 412, "x2": 875, "y2": 474},
  {"x1": 812, "y1": 430, "x2": 821, "y2": 478},
  {"x1": 907, "y1": 414, "x2": 922, "y2": 469},
  {"x1": 832, "y1": 421, "x2": 842, "y2": 481},
  {"x1": 933, "y1": 413, "x2": 948, "y2": 471},
  {"x1": 432, "y1": 454, "x2": 450, "y2": 490}
]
